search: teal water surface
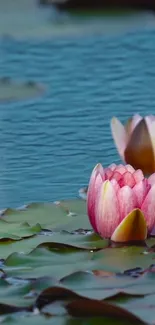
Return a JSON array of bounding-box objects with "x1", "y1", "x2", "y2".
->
[{"x1": 0, "y1": 9, "x2": 155, "y2": 208}]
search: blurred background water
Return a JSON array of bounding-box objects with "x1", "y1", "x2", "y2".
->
[{"x1": 0, "y1": 0, "x2": 155, "y2": 208}]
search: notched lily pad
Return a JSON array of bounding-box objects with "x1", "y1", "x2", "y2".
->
[
  {"x1": 36, "y1": 232, "x2": 108, "y2": 250},
  {"x1": 1, "y1": 199, "x2": 91, "y2": 232},
  {"x1": 0, "y1": 77, "x2": 44, "y2": 102},
  {"x1": 0, "y1": 220, "x2": 41, "y2": 240},
  {"x1": 0, "y1": 277, "x2": 58, "y2": 308},
  {"x1": 92, "y1": 246, "x2": 155, "y2": 273},
  {"x1": 3, "y1": 246, "x2": 93, "y2": 279},
  {"x1": 1, "y1": 196, "x2": 155, "y2": 322},
  {"x1": 36, "y1": 285, "x2": 145, "y2": 324},
  {"x1": 0, "y1": 231, "x2": 108, "y2": 260}
]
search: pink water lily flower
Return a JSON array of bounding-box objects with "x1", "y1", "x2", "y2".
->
[
  {"x1": 87, "y1": 163, "x2": 155, "y2": 242},
  {"x1": 111, "y1": 114, "x2": 155, "y2": 175}
]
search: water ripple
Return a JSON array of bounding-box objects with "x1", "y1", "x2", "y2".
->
[{"x1": 0, "y1": 23, "x2": 155, "y2": 207}]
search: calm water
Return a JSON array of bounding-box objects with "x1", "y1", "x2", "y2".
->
[{"x1": 0, "y1": 11, "x2": 155, "y2": 208}]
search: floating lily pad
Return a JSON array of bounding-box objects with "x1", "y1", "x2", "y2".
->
[
  {"x1": 111, "y1": 293, "x2": 155, "y2": 324},
  {"x1": 1, "y1": 199, "x2": 91, "y2": 231},
  {"x1": 0, "y1": 232, "x2": 107, "y2": 260},
  {"x1": 0, "y1": 277, "x2": 56, "y2": 307},
  {"x1": 4, "y1": 246, "x2": 94, "y2": 279},
  {"x1": 0, "y1": 78, "x2": 44, "y2": 102},
  {"x1": 0, "y1": 314, "x2": 140, "y2": 325},
  {"x1": 0, "y1": 198, "x2": 154, "y2": 323},
  {"x1": 0, "y1": 315, "x2": 66, "y2": 325},
  {"x1": 0, "y1": 219, "x2": 41, "y2": 240},
  {"x1": 2, "y1": 244, "x2": 155, "y2": 283}
]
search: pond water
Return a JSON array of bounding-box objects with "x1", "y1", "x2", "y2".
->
[{"x1": 0, "y1": 2, "x2": 155, "y2": 208}]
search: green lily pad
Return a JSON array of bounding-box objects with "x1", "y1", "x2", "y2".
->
[
  {"x1": 92, "y1": 247, "x2": 155, "y2": 273},
  {"x1": 1, "y1": 200, "x2": 91, "y2": 231},
  {"x1": 1, "y1": 315, "x2": 65, "y2": 325},
  {"x1": 0, "y1": 78, "x2": 44, "y2": 102},
  {"x1": 146, "y1": 237, "x2": 155, "y2": 248},
  {"x1": 0, "y1": 197, "x2": 155, "y2": 323},
  {"x1": 36, "y1": 286, "x2": 145, "y2": 324},
  {"x1": 0, "y1": 314, "x2": 140, "y2": 325},
  {"x1": 59, "y1": 271, "x2": 140, "y2": 300},
  {"x1": 0, "y1": 232, "x2": 108, "y2": 260},
  {"x1": 37, "y1": 232, "x2": 108, "y2": 250},
  {"x1": 0, "y1": 236, "x2": 52, "y2": 259},
  {"x1": 0, "y1": 220, "x2": 41, "y2": 240},
  {"x1": 60, "y1": 268, "x2": 155, "y2": 298},
  {"x1": 111, "y1": 293, "x2": 155, "y2": 324},
  {"x1": 4, "y1": 247, "x2": 94, "y2": 279},
  {"x1": 0, "y1": 277, "x2": 57, "y2": 307}
]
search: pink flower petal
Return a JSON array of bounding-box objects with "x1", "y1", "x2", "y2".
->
[
  {"x1": 110, "y1": 179, "x2": 120, "y2": 194},
  {"x1": 141, "y1": 184, "x2": 155, "y2": 233},
  {"x1": 148, "y1": 115, "x2": 155, "y2": 122},
  {"x1": 112, "y1": 171, "x2": 122, "y2": 183},
  {"x1": 111, "y1": 117, "x2": 128, "y2": 161},
  {"x1": 148, "y1": 173, "x2": 155, "y2": 186},
  {"x1": 95, "y1": 180, "x2": 120, "y2": 238},
  {"x1": 133, "y1": 179, "x2": 151, "y2": 208},
  {"x1": 125, "y1": 164, "x2": 135, "y2": 173},
  {"x1": 87, "y1": 164, "x2": 104, "y2": 232},
  {"x1": 89, "y1": 164, "x2": 105, "y2": 183},
  {"x1": 133, "y1": 169, "x2": 144, "y2": 183},
  {"x1": 119, "y1": 172, "x2": 136, "y2": 188},
  {"x1": 105, "y1": 168, "x2": 114, "y2": 180},
  {"x1": 115, "y1": 165, "x2": 127, "y2": 175},
  {"x1": 94, "y1": 163, "x2": 105, "y2": 180},
  {"x1": 145, "y1": 116, "x2": 155, "y2": 128},
  {"x1": 87, "y1": 172, "x2": 103, "y2": 232},
  {"x1": 108, "y1": 163, "x2": 117, "y2": 171},
  {"x1": 130, "y1": 114, "x2": 143, "y2": 133},
  {"x1": 117, "y1": 186, "x2": 137, "y2": 221}
]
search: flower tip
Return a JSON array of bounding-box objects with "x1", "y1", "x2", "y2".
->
[
  {"x1": 111, "y1": 209, "x2": 147, "y2": 243},
  {"x1": 91, "y1": 163, "x2": 104, "y2": 179},
  {"x1": 94, "y1": 163, "x2": 102, "y2": 170},
  {"x1": 110, "y1": 117, "x2": 118, "y2": 127}
]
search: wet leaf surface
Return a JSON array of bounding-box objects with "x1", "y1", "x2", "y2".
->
[
  {"x1": 0, "y1": 199, "x2": 154, "y2": 324},
  {"x1": 1, "y1": 200, "x2": 90, "y2": 231},
  {"x1": 0, "y1": 220, "x2": 41, "y2": 240}
]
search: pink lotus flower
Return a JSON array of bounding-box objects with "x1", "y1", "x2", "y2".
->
[
  {"x1": 87, "y1": 163, "x2": 155, "y2": 242},
  {"x1": 111, "y1": 114, "x2": 155, "y2": 175}
]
